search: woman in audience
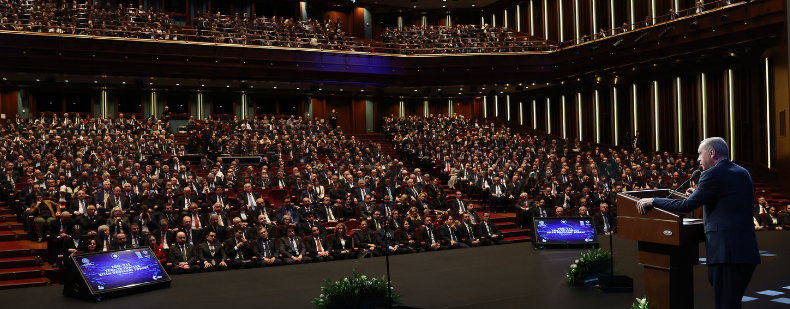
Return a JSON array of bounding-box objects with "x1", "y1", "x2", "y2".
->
[
  {"x1": 330, "y1": 223, "x2": 355, "y2": 260},
  {"x1": 395, "y1": 194, "x2": 411, "y2": 214},
  {"x1": 397, "y1": 220, "x2": 421, "y2": 253},
  {"x1": 146, "y1": 234, "x2": 168, "y2": 265},
  {"x1": 406, "y1": 206, "x2": 423, "y2": 229},
  {"x1": 763, "y1": 206, "x2": 784, "y2": 230},
  {"x1": 233, "y1": 202, "x2": 257, "y2": 226},
  {"x1": 338, "y1": 195, "x2": 356, "y2": 221},
  {"x1": 276, "y1": 215, "x2": 297, "y2": 238}
]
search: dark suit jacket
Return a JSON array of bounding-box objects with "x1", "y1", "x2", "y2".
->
[
  {"x1": 253, "y1": 238, "x2": 280, "y2": 259},
  {"x1": 168, "y1": 243, "x2": 199, "y2": 266},
  {"x1": 652, "y1": 159, "x2": 760, "y2": 265},
  {"x1": 299, "y1": 221, "x2": 327, "y2": 237},
  {"x1": 330, "y1": 234, "x2": 354, "y2": 254},
  {"x1": 176, "y1": 194, "x2": 198, "y2": 210},
  {"x1": 279, "y1": 236, "x2": 306, "y2": 258},
  {"x1": 304, "y1": 235, "x2": 330, "y2": 256},
  {"x1": 223, "y1": 237, "x2": 253, "y2": 260},
  {"x1": 478, "y1": 221, "x2": 501, "y2": 239},
  {"x1": 439, "y1": 224, "x2": 461, "y2": 244},
  {"x1": 151, "y1": 229, "x2": 175, "y2": 247},
  {"x1": 79, "y1": 215, "x2": 103, "y2": 232},
  {"x1": 353, "y1": 230, "x2": 378, "y2": 250},
  {"x1": 317, "y1": 205, "x2": 338, "y2": 222},
  {"x1": 592, "y1": 212, "x2": 617, "y2": 234},
  {"x1": 458, "y1": 222, "x2": 480, "y2": 243},
  {"x1": 237, "y1": 191, "x2": 261, "y2": 210},
  {"x1": 762, "y1": 214, "x2": 784, "y2": 230},
  {"x1": 106, "y1": 195, "x2": 131, "y2": 211},
  {"x1": 202, "y1": 225, "x2": 228, "y2": 243},
  {"x1": 69, "y1": 198, "x2": 93, "y2": 214},
  {"x1": 353, "y1": 187, "x2": 373, "y2": 203},
  {"x1": 208, "y1": 194, "x2": 231, "y2": 209},
  {"x1": 197, "y1": 242, "x2": 226, "y2": 264},
  {"x1": 530, "y1": 207, "x2": 554, "y2": 218},
  {"x1": 48, "y1": 219, "x2": 73, "y2": 241}
]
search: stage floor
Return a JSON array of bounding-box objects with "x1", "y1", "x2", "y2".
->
[{"x1": 2, "y1": 232, "x2": 789, "y2": 309}]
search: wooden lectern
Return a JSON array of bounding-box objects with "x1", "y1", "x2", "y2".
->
[{"x1": 618, "y1": 189, "x2": 706, "y2": 309}]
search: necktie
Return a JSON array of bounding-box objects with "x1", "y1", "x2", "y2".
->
[
  {"x1": 467, "y1": 225, "x2": 475, "y2": 241},
  {"x1": 316, "y1": 238, "x2": 323, "y2": 252},
  {"x1": 603, "y1": 215, "x2": 610, "y2": 232},
  {"x1": 327, "y1": 206, "x2": 335, "y2": 221},
  {"x1": 193, "y1": 214, "x2": 200, "y2": 228},
  {"x1": 104, "y1": 193, "x2": 109, "y2": 206},
  {"x1": 104, "y1": 239, "x2": 109, "y2": 251},
  {"x1": 186, "y1": 232, "x2": 192, "y2": 245},
  {"x1": 449, "y1": 226, "x2": 456, "y2": 241},
  {"x1": 428, "y1": 228, "x2": 435, "y2": 244},
  {"x1": 181, "y1": 245, "x2": 187, "y2": 262},
  {"x1": 209, "y1": 243, "x2": 215, "y2": 256},
  {"x1": 485, "y1": 222, "x2": 491, "y2": 235},
  {"x1": 79, "y1": 200, "x2": 85, "y2": 213},
  {"x1": 236, "y1": 240, "x2": 243, "y2": 259},
  {"x1": 132, "y1": 236, "x2": 138, "y2": 247},
  {"x1": 116, "y1": 197, "x2": 121, "y2": 207},
  {"x1": 161, "y1": 233, "x2": 167, "y2": 248},
  {"x1": 248, "y1": 194, "x2": 255, "y2": 209},
  {"x1": 290, "y1": 238, "x2": 297, "y2": 253}
]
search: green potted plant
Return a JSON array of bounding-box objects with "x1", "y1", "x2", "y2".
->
[
  {"x1": 630, "y1": 297, "x2": 650, "y2": 309},
  {"x1": 566, "y1": 249, "x2": 612, "y2": 285},
  {"x1": 313, "y1": 269, "x2": 403, "y2": 309}
]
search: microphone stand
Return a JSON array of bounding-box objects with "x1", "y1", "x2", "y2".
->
[
  {"x1": 597, "y1": 211, "x2": 633, "y2": 292},
  {"x1": 378, "y1": 210, "x2": 394, "y2": 309}
]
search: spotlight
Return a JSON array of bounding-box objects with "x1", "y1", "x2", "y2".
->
[
  {"x1": 634, "y1": 32, "x2": 650, "y2": 43},
  {"x1": 612, "y1": 38, "x2": 624, "y2": 49},
  {"x1": 658, "y1": 26, "x2": 674, "y2": 39},
  {"x1": 720, "y1": 14, "x2": 728, "y2": 21}
]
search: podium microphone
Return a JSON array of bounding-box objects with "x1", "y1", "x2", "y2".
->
[{"x1": 665, "y1": 170, "x2": 701, "y2": 198}]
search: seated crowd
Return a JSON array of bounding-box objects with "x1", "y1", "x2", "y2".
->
[
  {"x1": 380, "y1": 24, "x2": 553, "y2": 54},
  {"x1": 10, "y1": 111, "x2": 785, "y2": 275},
  {"x1": 0, "y1": 0, "x2": 555, "y2": 54}
]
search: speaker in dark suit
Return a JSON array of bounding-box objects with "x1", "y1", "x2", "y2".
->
[{"x1": 642, "y1": 140, "x2": 760, "y2": 309}]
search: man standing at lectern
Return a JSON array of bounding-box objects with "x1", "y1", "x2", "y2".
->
[{"x1": 636, "y1": 137, "x2": 760, "y2": 309}]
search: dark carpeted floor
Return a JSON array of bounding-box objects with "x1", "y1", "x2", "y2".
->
[{"x1": 2, "y1": 231, "x2": 788, "y2": 309}]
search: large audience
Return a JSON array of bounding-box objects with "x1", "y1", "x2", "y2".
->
[
  {"x1": 5, "y1": 108, "x2": 786, "y2": 274},
  {"x1": 0, "y1": 0, "x2": 553, "y2": 53},
  {"x1": 380, "y1": 25, "x2": 553, "y2": 54}
]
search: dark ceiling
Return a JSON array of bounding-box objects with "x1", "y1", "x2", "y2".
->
[{"x1": 353, "y1": 0, "x2": 499, "y2": 10}]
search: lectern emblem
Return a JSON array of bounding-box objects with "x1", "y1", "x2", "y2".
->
[{"x1": 663, "y1": 230, "x2": 673, "y2": 236}]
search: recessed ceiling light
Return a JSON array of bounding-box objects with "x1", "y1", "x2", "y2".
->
[
  {"x1": 122, "y1": 82, "x2": 126, "y2": 84},
  {"x1": 460, "y1": 88, "x2": 463, "y2": 90},
  {"x1": 297, "y1": 88, "x2": 300, "y2": 90},
  {"x1": 36, "y1": 79, "x2": 40, "y2": 82},
  {"x1": 149, "y1": 82, "x2": 153, "y2": 85},
  {"x1": 414, "y1": 89, "x2": 418, "y2": 91},
  {"x1": 472, "y1": 4, "x2": 475, "y2": 6},
  {"x1": 319, "y1": 88, "x2": 322, "y2": 91},
  {"x1": 443, "y1": 5, "x2": 445, "y2": 7},
  {"x1": 65, "y1": 80, "x2": 69, "y2": 83},
  {"x1": 482, "y1": 87, "x2": 485, "y2": 90},
  {"x1": 176, "y1": 83, "x2": 179, "y2": 86},
  {"x1": 340, "y1": 89, "x2": 343, "y2": 91},
  {"x1": 94, "y1": 81, "x2": 98, "y2": 83},
  {"x1": 274, "y1": 87, "x2": 277, "y2": 89},
  {"x1": 458, "y1": 93, "x2": 461, "y2": 95},
  {"x1": 250, "y1": 86, "x2": 254, "y2": 88},
  {"x1": 226, "y1": 85, "x2": 229, "y2": 87},
  {"x1": 201, "y1": 84, "x2": 204, "y2": 87},
  {"x1": 361, "y1": 90, "x2": 364, "y2": 92}
]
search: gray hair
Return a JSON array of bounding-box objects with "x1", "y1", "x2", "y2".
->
[{"x1": 699, "y1": 137, "x2": 729, "y2": 158}]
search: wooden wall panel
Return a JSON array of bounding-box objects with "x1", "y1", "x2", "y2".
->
[{"x1": 324, "y1": 96, "x2": 353, "y2": 133}]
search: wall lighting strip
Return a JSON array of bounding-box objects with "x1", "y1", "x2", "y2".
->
[
  {"x1": 577, "y1": 93, "x2": 583, "y2": 140},
  {"x1": 653, "y1": 81, "x2": 659, "y2": 151},
  {"x1": 506, "y1": 95, "x2": 511, "y2": 120},
  {"x1": 613, "y1": 87, "x2": 619, "y2": 146},
  {"x1": 676, "y1": 77, "x2": 682, "y2": 152},
  {"x1": 562, "y1": 95, "x2": 567, "y2": 138},
  {"x1": 520, "y1": 102, "x2": 524, "y2": 125},
  {"x1": 728, "y1": 69, "x2": 735, "y2": 160},
  {"x1": 632, "y1": 84, "x2": 638, "y2": 132},
  {"x1": 516, "y1": 5, "x2": 521, "y2": 32},
  {"x1": 483, "y1": 96, "x2": 487, "y2": 118},
  {"x1": 595, "y1": 90, "x2": 600, "y2": 143},
  {"x1": 529, "y1": 0, "x2": 535, "y2": 36},
  {"x1": 532, "y1": 100, "x2": 537, "y2": 129},
  {"x1": 546, "y1": 98, "x2": 551, "y2": 134},
  {"x1": 544, "y1": 0, "x2": 549, "y2": 39},
  {"x1": 701, "y1": 73, "x2": 707, "y2": 138},
  {"x1": 765, "y1": 58, "x2": 772, "y2": 168}
]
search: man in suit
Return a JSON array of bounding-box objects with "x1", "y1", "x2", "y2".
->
[
  {"x1": 69, "y1": 190, "x2": 91, "y2": 217},
  {"x1": 424, "y1": 178, "x2": 445, "y2": 203},
  {"x1": 353, "y1": 180, "x2": 374, "y2": 203},
  {"x1": 169, "y1": 231, "x2": 202, "y2": 275},
  {"x1": 317, "y1": 197, "x2": 339, "y2": 222},
  {"x1": 439, "y1": 216, "x2": 469, "y2": 249},
  {"x1": 111, "y1": 233, "x2": 128, "y2": 250},
  {"x1": 208, "y1": 187, "x2": 231, "y2": 212},
  {"x1": 202, "y1": 214, "x2": 228, "y2": 243},
  {"x1": 158, "y1": 204, "x2": 181, "y2": 230},
  {"x1": 79, "y1": 205, "x2": 103, "y2": 235},
  {"x1": 254, "y1": 227, "x2": 282, "y2": 267},
  {"x1": 182, "y1": 203, "x2": 207, "y2": 233},
  {"x1": 279, "y1": 225, "x2": 311, "y2": 264},
  {"x1": 176, "y1": 187, "x2": 198, "y2": 213},
  {"x1": 358, "y1": 195, "x2": 375, "y2": 221},
  {"x1": 299, "y1": 212, "x2": 327, "y2": 237},
  {"x1": 106, "y1": 186, "x2": 131, "y2": 213},
  {"x1": 208, "y1": 203, "x2": 231, "y2": 227},
  {"x1": 479, "y1": 212, "x2": 510, "y2": 245},
  {"x1": 152, "y1": 219, "x2": 174, "y2": 249},
  {"x1": 448, "y1": 190, "x2": 469, "y2": 218},
  {"x1": 126, "y1": 223, "x2": 145, "y2": 248},
  {"x1": 419, "y1": 217, "x2": 446, "y2": 251},
  {"x1": 593, "y1": 203, "x2": 617, "y2": 235},
  {"x1": 637, "y1": 137, "x2": 760, "y2": 309},
  {"x1": 238, "y1": 183, "x2": 261, "y2": 211},
  {"x1": 459, "y1": 212, "x2": 491, "y2": 247},
  {"x1": 276, "y1": 198, "x2": 301, "y2": 225},
  {"x1": 490, "y1": 177, "x2": 508, "y2": 213},
  {"x1": 177, "y1": 216, "x2": 201, "y2": 246},
  {"x1": 48, "y1": 212, "x2": 73, "y2": 266},
  {"x1": 304, "y1": 226, "x2": 334, "y2": 262},
  {"x1": 223, "y1": 227, "x2": 254, "y2": 269},
  {"x1": 377, "y1": 195, "x2": 396, "y2": 219},
  {"x1": 133, "y1": 205, "x2": 158, "y2": 233}
]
